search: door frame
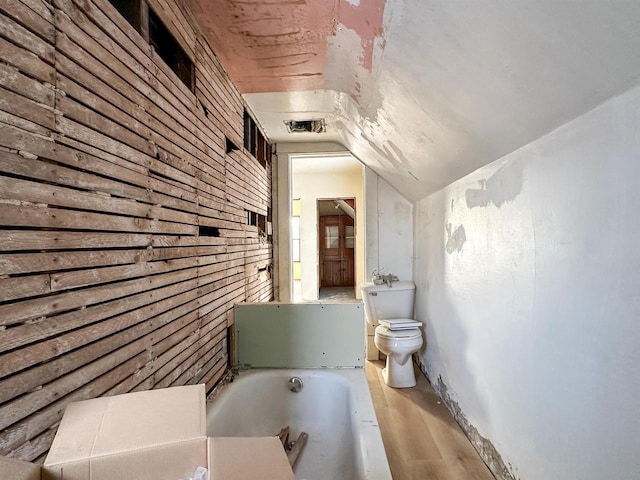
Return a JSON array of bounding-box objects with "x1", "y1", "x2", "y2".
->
[{"x1": 276, "y1": 147, "x2": 366, "y2": 302}]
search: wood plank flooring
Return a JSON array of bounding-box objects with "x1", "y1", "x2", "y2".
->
[{"x1": 365, "y1": 360, "x2": 495, "y2": 480}]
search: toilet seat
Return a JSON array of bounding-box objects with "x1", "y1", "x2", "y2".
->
[{"x1": 375, "y1": 325, "x2": 422, "y2": 340}]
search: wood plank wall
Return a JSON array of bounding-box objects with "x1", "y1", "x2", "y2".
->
[{"x1": 0, "y1": 0, "x2": 273, "y2": 463}]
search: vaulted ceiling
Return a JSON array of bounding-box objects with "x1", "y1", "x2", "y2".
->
[{"x1": 186, "y1": 0, "x2": 640, "y2": 201}]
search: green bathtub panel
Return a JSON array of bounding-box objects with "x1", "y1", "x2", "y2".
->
[{"x1": 234, "y1": 303, "x2": 365, "y2": 368}]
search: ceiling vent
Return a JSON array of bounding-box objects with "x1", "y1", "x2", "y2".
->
[{"x1": 284, "y1": 119, "x2": 326, "y2": 134}]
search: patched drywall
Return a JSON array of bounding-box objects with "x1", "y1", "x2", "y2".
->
[
  {"x1": 337, "y1": 0, "x2": 386, "y2": 72},
  {"x1": 445, "y1": 224, "x2": 466, "y2": 254},
  {"x1": 465, "y1": 162, "x2": 524, "y2": 209},
  {"x1": 415, "y1": 85, "x2": 640, "y2": 479},
  {"x1": 325, "y1": 26, "x2": 384, "y2": 120}
]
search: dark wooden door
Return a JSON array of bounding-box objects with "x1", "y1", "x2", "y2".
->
[{"x1": 319, "y1": 214, "x2": 355, "y2": 287}]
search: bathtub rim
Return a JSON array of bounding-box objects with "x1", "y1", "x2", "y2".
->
[{"x1": 206, "y1": 367, "x2": 392, "y2": 480}]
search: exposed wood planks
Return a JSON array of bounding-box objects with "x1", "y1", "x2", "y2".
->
[{"x1": 0, "y1": 0, "x2": 273, "y2": 462}]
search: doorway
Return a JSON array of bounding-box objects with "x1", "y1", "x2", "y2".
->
[{"x1": 289, "y1": 153, "x2": 363, "y2": 302}]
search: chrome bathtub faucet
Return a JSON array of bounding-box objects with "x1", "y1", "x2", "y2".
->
[{"x1": 288, "y1": 377, "x2": 303, "y2": 393}]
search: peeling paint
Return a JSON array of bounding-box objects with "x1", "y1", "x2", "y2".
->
[
  {"x1": 430, "y1": 373, "x2": 520, "y2": 480},
  {"x1": 188, "y1": 0, "x2": 386, "y2": 94},
  {"x1": 192, "y1": 0, "x2": 640, "y2": 207},
  {"x1": 191, "y1": 0, "x2": 337, "y2": 93},
  {"x1": 465, "y1": 161, "x2": 524, "y2": 209},
  {"x1": 386, "y1": 140, "x2": 408, "y2": 165},
  {"x1": 445, "y1": 223, "x2": 466, "y2": 254},
  {"x1": 359, "y1": 133, "x2": 412, "y2": 180},
  {"x1": 337, "y1": 0, "x2": 387, "y2": 71},
  {"x1": 325, "y1": 25, "x2": 384, "y2": 118}
]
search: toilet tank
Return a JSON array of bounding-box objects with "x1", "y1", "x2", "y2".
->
[{"x1": 360, "y1": 281, "x2": 415, "y2": 326}]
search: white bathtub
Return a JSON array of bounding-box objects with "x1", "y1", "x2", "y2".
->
[{"x1": 206, "y1": 368, "x2": 392, "y2": 480}]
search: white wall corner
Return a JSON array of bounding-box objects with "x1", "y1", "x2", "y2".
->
[
  {"x1": 274, "y1": 150, "x2": 292, "y2": 302},
  {"x1": 364, "y1": 166, "x2": 380, "y2": 280}
]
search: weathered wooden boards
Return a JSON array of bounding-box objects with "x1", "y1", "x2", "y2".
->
[{"x1": 0, "y1": 0, "x2": 273, "y2": 463}]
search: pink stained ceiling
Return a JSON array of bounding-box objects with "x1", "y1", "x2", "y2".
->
[{"x1": 186, "y1": 0, "x2": 387, "y2": 93}]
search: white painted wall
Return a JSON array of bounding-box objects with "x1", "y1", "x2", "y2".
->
[
  {"x1": 292, "y1": 167, "x2": 364, "y2": 301},
  {"x1": 364, "y1": 168, "x2": 414, "y2": 282},
  {"x1": 414, "y1": 85, "x2": 640, "y2": 480}
]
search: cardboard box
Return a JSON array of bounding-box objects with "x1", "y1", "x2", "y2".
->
[
  {"x1": 43, "y1": 385, "x2": 207, "y2": 480},
  {"x1": 0, "y1": 455, "x2": 41, "y2": 480},
  {"x1": 208, "y1": 437, "x2": 295, "y2": 480},
  {"x1": 5, "y1": 384, "x2": 296, "y2": 480}
]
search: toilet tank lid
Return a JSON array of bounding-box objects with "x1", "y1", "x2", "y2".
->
[{"x1": 360, "y1": 280, "x2": 415, "y2": 292}]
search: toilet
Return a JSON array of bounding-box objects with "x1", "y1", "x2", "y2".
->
[{"x1": 360, "y1": 281, "x2": 423, "y2": 388}]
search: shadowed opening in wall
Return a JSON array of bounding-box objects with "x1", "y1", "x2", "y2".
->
[{"x1": 199, "y1": 226, "x2": 220, "y2": 237}]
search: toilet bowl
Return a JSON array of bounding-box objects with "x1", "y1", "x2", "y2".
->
[
  {"x1": 374, "y1": 325, "x2": 423, "y2": 388},
  {"x1": 360, "y1": 281, "x2": 424, "y2": 388}
]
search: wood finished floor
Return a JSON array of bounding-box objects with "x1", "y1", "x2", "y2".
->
[{"x1": 365, "y1": 360, "x2": 495, "y2": 480}]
